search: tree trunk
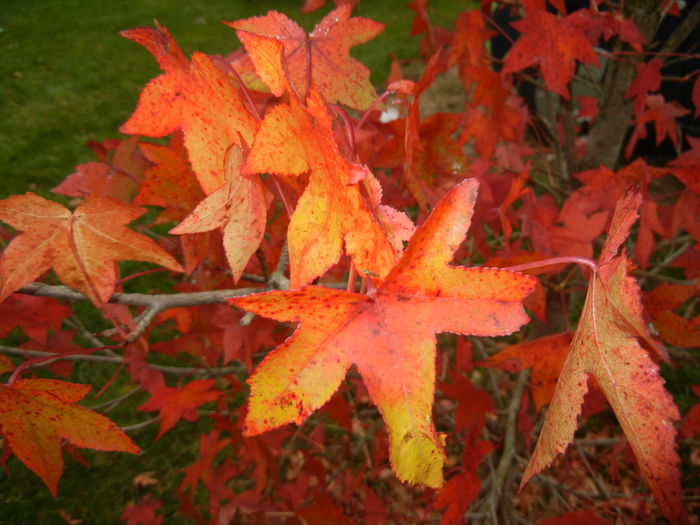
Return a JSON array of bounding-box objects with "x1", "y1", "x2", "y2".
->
[{"x1": 575, "y1": 0, "x2": 664, "y2": 172}]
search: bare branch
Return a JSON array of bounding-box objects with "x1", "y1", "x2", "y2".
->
[{"x1": 0, "y1": 345, "x2": 243, "y2": 376}]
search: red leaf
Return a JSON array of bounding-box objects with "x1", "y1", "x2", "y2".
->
[
  {"x1": 121, "y1": 495, "x2": 163, "y2": 525},
  {"x1": 644, "y1": 284, "x2": 700, "y2": 348},
  {"x1": 230, "y1": 179, "x2": 536, "y2": 488},
  {"x1": 433, "y1": 439, "x2": 494, "y2": 524},
  {"x1": 625, "y1": 94, "x2": 690, "y2": 159},
  {"x1": 680, "y1": 386, "x2": 700, "y2": 439},
  {"x1": 0, "y1": 294, "x2": 71, "y2": 344},
  {"x1": 521, "y1": 188, "x2": 688, "y2": 524},
  {"x1": 52, "y1": 136, "x2": 146, "y2": 202},
  {"x1": 138, "y1": 379, "x2": 224, "y2": 439},
  {"x1": 477, "y1": 333, "x2": 573, "y2": 411},
  {"x1": 503, "y1": 10, "x2": 598, "y2": 99},
  {"x1": 0, "y1": 379, "x2": 139, "y2": 496},
  {"x1": 439, "y1": 371, "x2": 494, "y2": 435},
  {"x1": 537, "y1": 510, "x2": 608, "y2": 525},
  {"x1": 669, "y1": 136, "x2": 700, "y2": 194},
  {"x1": 625, "y1": 58, "x2": 662, "y2": 115}
]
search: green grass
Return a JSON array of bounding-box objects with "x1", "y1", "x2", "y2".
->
[{"x1": 0, "y1": 0, "x2": 465, "y2": 198}]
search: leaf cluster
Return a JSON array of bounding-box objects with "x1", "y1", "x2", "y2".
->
[{"x1": 1, "y1": 1, "x2": 699, "y2": 523}]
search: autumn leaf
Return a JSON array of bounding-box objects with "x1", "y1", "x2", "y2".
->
[
  {"x1": 230, "y1": 179, "x2": 536, "y2": 488},
  {"x1": 446, "y1": 10, "x2": 494, "y2": 71},
  {"x1": 138, "y1": 379, "x2": 223, "y2": 439},
  {"x1": 404, "y1": 51, "x2": 443, "y2": 209},
  {"x1": 537, "y1": 510, "x2": 609, "y2": 525},
  {"x1": 476, "y1": 332, "x2": 573, "y2": 411},
  {"x1": 433, "y1": 438, "x2": 494, "y2": 525},
  {"x1": 170, "y1": 145, "x2": 270, "y2": 282},
  {"x1": 520, "y1": 187, "x2": 688, "y2": 524},
  {"x1": 625, "y1": 58, "x2": 662, "y2": 115},
  {"x1": 228, "y1": 5, "x2": 383, "y2": 109},
  {"x1": 0, "y1": 193, "x2": 183, "y2": 304},
  {"x1": 439, "y1": 371, "x2": 494, "y2": 435},
  {"x1": 0, "y1": 294, "x2": 71, "y2": 344},
  {"x1": 0, "y1": 378, "x2": 140, "y2": 496},
  {"x1": 121, "y1": 495, "x2": 164, "y2": 525},
  {"x1": 179, "y1": 430, "x2": 231, "y2": 495},
  {"x1": 133, "y1": 131, "x2": 205, "y2": 221},
  {"x1": 644, "y1": 283, "x2": 700, "y2": 348},
  {"x1": 680, "y1": 386, "x2": 700, "y2": 439},
  {"x1": 120, "y1": 22, "x2": 258, "y2": 195},
  {"x1": 243, "y1": 84, "x2": 404, "y2": 287},
  {"x1": 669, "y1": 135, "x2": 700, "y2": 194},
  {"x1": 502, "y1": 10, "x2": 598, "y2": 99},
  {"x1": 625, "y1": 94, "x2": 690, "y2": 159},
  {"x1": 52, "y1": 135, "x2": 146, "y2": 202},
  {"x1": 458, "y1": 65, "x2": 529, "y2": 159}
]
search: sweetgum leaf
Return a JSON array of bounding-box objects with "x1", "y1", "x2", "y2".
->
[
  {"x1": 502, "y1": 10, "x2": 598, "y2": 99},
  {"x1": 0, "y1": 379, "x2": 140, "y2": 496},
  {"x1": 119, "y1": 22, "x2": 258, "y2": 195},
  {"x1": 0, "y1": 194, "x2": 183, "y2": 304},
  {"x1": 521, "y1": 187, "x2": 688, "y2": 524},
  {"x1": 243, "y1": 87, "x2": 403, "y2": 287},
  {"x1": 477, "y1": 332, "x2": 573, "y2": 411},
  {"x1": 138, "y1": 379, "x2": 223, "y2": 439},
  {"x1": 230, "y1": 179, "x2": 536, "y2": 488},
  {"x1": 227, "y1": 5, "x2": 383, "y2": 109},
  {"x1": 170, "y1": 145, "x2": 270, "y2": 282}
]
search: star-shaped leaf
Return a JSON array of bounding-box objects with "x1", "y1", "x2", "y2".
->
[
  {"x1": 138, "y1": 379, "x2": 223, "y2": 439},
  {"x1": 230, "y1": 179, "x2": 536, "y2": 488},
  {"x1": 120, "y1": 22, "x2": 258, "y2": 195},
  {"x1": 170, "y1": 145, "x2": 270, "y2": 281},
  {"x1": 0, "y1": 379, "x2": 140, "y2": 496},
  {"x1": 227, "y1": 5, "x2": 383, "y2": 109},
  {"x1": 503, "y1": 10, "x2": 598, "y2": 99},
  {"x1": 0, "y1": 193, "x2": 183, "y2": 304}
]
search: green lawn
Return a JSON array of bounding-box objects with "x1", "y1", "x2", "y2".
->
[{"x1": 0, "y1": 0, "x2": 464, "y2": 198}]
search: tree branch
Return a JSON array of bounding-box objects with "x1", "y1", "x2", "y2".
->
[{"x1": 0, "y1": 345, "x2": 243, "y2": 376}]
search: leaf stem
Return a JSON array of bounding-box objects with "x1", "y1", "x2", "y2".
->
[
  {"x1": 329, "y1": 103, "x2": 358, "y2": 159},
  {"x1": 357, "y1": 90, "x2": 392, "y2": 130},
  {"x1": 502, "y1": 256, "x2": 597, "y2": 274}
]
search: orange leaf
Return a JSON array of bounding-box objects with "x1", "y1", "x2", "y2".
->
[
  {"x1": 0, "y1": 194, "x2": 183, "y2": 304},
  {"x1": 230, "y1": 179, "x2": 536, "y2": 488},
  {"x1": 243, "y1": 86, "x2": 405, "y2": 287},
  {"x1": 521, "y1": 187, "x2": 687, "y2": 524},
  {"x1": 169, "y1": 145, "x2": 270, "y2": 281},
  {"x1": 52, "y1": 135, "x2": 145, "y2": 202},
  {"x1": 644, "y1": 283, "x2": 700, "y2": 348},
  {"x1": 0, "y1": 378, "x2": 139, "y2": 496},
  {"x1": 133, "y1": 132, "x2": 205, "y2": 221},
  {"x1": 228, "y1": 5, "x2": 383, "y2": 109},
  {"x1": 119, "y1": 22, "x2": 258, "y2": 195}
]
